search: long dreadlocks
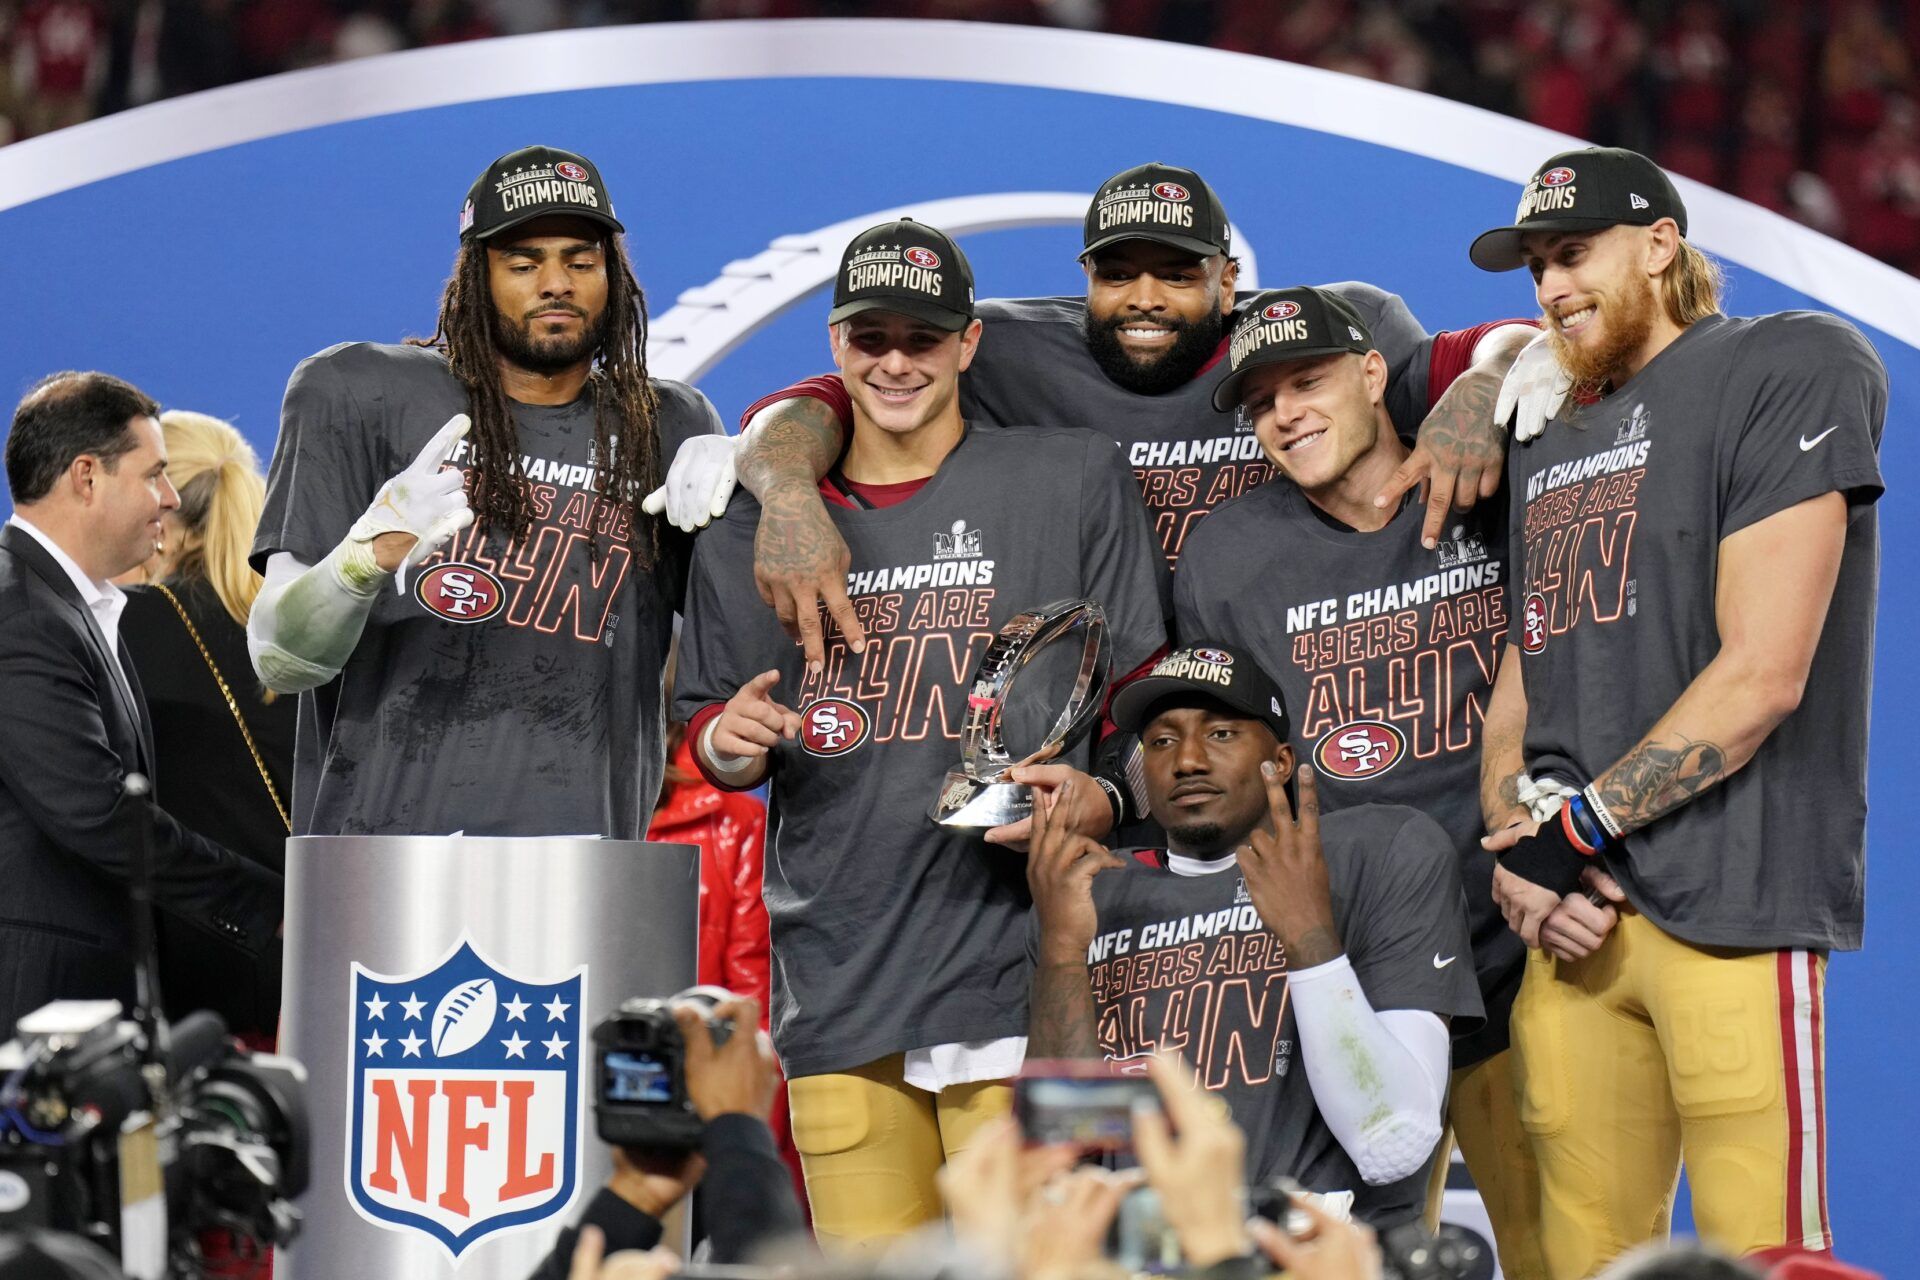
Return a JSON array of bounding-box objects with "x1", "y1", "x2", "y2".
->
[{"x1": 410, "y1": 233, "x2": 663, "y2": 567}]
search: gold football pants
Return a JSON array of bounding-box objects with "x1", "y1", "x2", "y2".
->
[
  {"x1": 1423, "y1": 1049, "x2": 1550, "y2": 1280},
  {"x1": 1509, "y1": 911, "x2": 1829, "y2": 1279},
  {"x1": 787, "y1": 1053, "x2": 1012, "y2": 1250}
]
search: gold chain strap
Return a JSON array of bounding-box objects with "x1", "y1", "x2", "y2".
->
[{"x1": 152, "y1": 584, "x2": 292, "y2": 834}]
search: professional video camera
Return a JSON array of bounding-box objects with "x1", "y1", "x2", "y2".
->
[
  {"x1": 0, "y1": 999, "x2": 309, "y2": 1278},
  {"x1": 591, "y1": 985, "x2": 739, "y2": 1154},
  {"x1": 1249, "y1": 1180, "x2": 1495, "y2": 1280}
]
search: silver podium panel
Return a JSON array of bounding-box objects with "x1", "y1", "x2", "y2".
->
[{"x1": 278, "y1": 836, "x2": 698, "y2": 1280}]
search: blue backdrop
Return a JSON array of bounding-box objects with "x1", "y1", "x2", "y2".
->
[{"x1": 1, "y1": 21, "x2": 1911, "y2": 1270}]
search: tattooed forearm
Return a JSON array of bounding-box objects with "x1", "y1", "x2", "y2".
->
[
  {"x1": 736, "y1": 396, "x2": 845, "y2": 500},
  {"x1": 1417, "y1": 369, "x2": 1507, "y2": 472},
  {"x1": 1591, "y1": 734, "x2": 1728, "y2": 835},
  {"x1": 1028, "y1": 960, "x2": 1102, "y2": 1059},
  {"x1": 1283, "y1": 925, "x2": 1344, "y2": 971}
]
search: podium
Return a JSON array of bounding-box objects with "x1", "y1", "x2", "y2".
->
[{"x1": 276, "y1": 836, "x2": 698, "y2": 1280}]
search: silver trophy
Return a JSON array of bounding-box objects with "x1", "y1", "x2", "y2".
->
[{"x1": 930, "y1": 598, "x2": 1113, "y2": 828}]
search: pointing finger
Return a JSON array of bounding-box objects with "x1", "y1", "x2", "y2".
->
[{"x1": 410, "y1": 413, "x2": 471, "y2": 473}]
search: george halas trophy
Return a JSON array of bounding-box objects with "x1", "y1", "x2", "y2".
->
[{"x1": 929, "y1": 598, "x2": 1112, "y2": 828}]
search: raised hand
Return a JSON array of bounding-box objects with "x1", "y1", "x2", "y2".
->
[
  {"x1": 1132, "y1": 1052, "x2": 1251, "y2": 1268},
  {"x1": 1372, "y1": 364, "x2": 1508, "y2": 550},
  {"x1": 710, "y1": 670, "x2": 801, "y2": 764},
  {"x1": 349, "y1": 412, "x2": 475, "y2": 585},
  {"x1": 641, "y1": 433, "x2": 738, "y2": 533},
  {"x1": 1239, "y1": 763, "x2": 1341, "y2": 969},
  {"x1": 1025, "y1": 775, "x2": 1126, "y2": 965}
]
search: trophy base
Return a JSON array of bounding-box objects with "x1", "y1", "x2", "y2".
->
[{"x1": 929, "y1": 770, "x2": 1033, "y2": 828}]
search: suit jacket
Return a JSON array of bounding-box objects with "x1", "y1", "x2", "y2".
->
[{"x1": 0, "y1": 524, "x2": 282, "y2": 1038}]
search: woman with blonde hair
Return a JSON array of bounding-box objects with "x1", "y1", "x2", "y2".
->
[{"x1": 121, "y1": 410, "x2": 294, "y2": 1045}]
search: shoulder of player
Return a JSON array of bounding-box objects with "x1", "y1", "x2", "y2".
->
[
  {"x1": 1182, "y1": 477, "x2": 1295, "y2": 551},
  {"x1": 1317, "y1": 802, "x2": 1451, "y2": 875},
  {"x1": 296, "y1": 339, "x2": 448, "y2": 380},
  {"x1": 647, "y1": 377, "x2": 723, "y2": 434},
  {"x1": 976, "y1": 295, "x2": 1085, "y2": 328},
  {"x1": 1307, "y1": 279, "x2": 1396, "y2": 321},
  {"x1": 1720, "y1": 309, "x2": 1882, "y2": 372}
]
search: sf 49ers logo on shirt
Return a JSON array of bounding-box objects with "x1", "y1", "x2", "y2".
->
[
  {"x1": 1522, "y1": 591, "x2": 1549, "y2": 653},
  {"x1": 1313, "y1": 720, "x2": 1406, "y2": 780},
  {"x1": 415, "y1": 563, "x2": 505, "y2": 624},
  {"x1": 799, "y1": 698, "x2": 872, "y2": 757}
]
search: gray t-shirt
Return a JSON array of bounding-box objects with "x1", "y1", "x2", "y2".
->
[
  {"x1": 1173, "y1": 481, "x2": 1521, "y2": 1067},
  {"x1": 961, "y1": 285, "x2": 1432, "y2": 567},
  {"x1": 1509, "y1": 312, "x2": 1886, "y2": 950},
  {"x1": 1063, "y1": 805, "x2": 1481, "y2": 1226},
  {"x1": 674, "y1": 424, "x2": 1168, "y2": 1078},
  {"x1": 252, "y1": 341, "x2": 723, "y2": 838}
]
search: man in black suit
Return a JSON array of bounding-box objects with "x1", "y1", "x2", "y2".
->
[{"x1": 0, "y1": 371, "x2": 282, "y2": 1038}]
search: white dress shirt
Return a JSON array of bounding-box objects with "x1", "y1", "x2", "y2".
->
[{"x1": 6, "y1": 512, "x2": 131, "y2": 680}]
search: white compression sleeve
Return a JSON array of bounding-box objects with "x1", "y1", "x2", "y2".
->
[
  {"x1": 246, "y1": 545, "x2": 388, "y2": 693},
  {"x1": 1287, "y1": 954, "x2": 1450, "y2": 1185}
]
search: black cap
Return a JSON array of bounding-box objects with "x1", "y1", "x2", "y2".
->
[
  {"x1": 1470, "y1": 147, "x2": 1688, "y2": 272},
  {"x1": 828, "y1": 219, "x2": 976, "y2": 332},
  {"x1": 1081, "y1": 162, "x2": 1231, "y2": 260},
  {"x1": 460, "y1": 145, "x2": 624, "y2": 242},
  {"x1": 1110, "y1": 643, "x2": 1290, "y2": 745},
  {"x1": 1211, "y1": 286, "x2": 1374, "y2": 412}
]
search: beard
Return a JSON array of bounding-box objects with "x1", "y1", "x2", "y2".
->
[
  {"x1": 493, "y1": 304, "x2": 609, "y2": 375},
  {"x1": 1545, "y1": 272, "x2": 1658, "y2": 392},
  {"x1": 1082, "y1": 304, "x2": 1228, "y2": 395},
  {"x1": 1163, "y1": 817, "x2": 1231, "y2": 857}
]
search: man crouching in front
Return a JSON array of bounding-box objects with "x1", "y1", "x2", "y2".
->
[{"x1": 1025, "y1": 644, "x2": 1482, "y2": 1227}]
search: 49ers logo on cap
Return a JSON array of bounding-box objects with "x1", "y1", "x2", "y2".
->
[
  {"x1": 555, "y1": 161, "x2": 589, "y2": 181},
  {"x1": 415, "y1": 563, "x2": 505, "y2": 624},
  {"x1": 1153, "y1": 182, "x2": 1191, "y2": 201},
  {"x1": 800, "y1": 698, "x2": 871, "y2": 758},
  {"x1": 1522, "y1": 591, "x2": 1549, "y2": 653},
  {"x1": 1540, "y1": 167, "x2": 1576, "y2": 187},
  {"x1": 904, "y1": 246, "x2": 941, "y2": 269},
  {"x1": 1314, "y1": 720, "x2": 1406, "y2": 780},
  {"x1": 1191, "y1": 647, "x2": 1234, "y2": 665},
  {"x1": 1262, "y1": 301, "x2": 1301, "y2": 321}
]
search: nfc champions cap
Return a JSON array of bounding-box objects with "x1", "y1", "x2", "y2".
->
[
  {"x1": 1110, "y1": 643, "x2": 1290, "y2": 745},
  {"x1": 829, "y1": 219, "x2": 976, "y2": 332},
  {"x1": 1470, "y1": 147, "x2": 1687, "y2": 272},
  {"x1": 460, "y1": 145, "x2": 624, "y2": 242},
  {"x1": 1210, "y1": 286, "x2": 1374, "y2": 412},
  {"x1": 1082, "y1": 162, "x2": 1232, "y2": 260}
]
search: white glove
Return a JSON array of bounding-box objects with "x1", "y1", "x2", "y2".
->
[
  {"x1": 348, "y1": 412, "x2": 475, "y2": 593},
  {"x1": 1494, "y1": 331, "x2": 1572, "y2": 442},
  {"x1": 642, "y1": 433, "x2": 738, "y2": 532}
]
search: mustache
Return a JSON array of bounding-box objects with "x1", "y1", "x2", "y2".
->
[
  {"x1": 524, "y1": 303, "x2": 587, "y2": 321},
  {"x1": 1093, "y1": 311, "x2": 1195, "y2": 337}
]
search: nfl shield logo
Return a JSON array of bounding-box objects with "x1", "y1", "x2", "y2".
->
[{"x1": 345, "y1": 937, "x2": 586, "y2": 1259}]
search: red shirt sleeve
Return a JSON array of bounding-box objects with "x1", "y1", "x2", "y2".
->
[
  {"x1": 738, "y1": 373, "x2": 853, "y2": 433},
  {"x1": 1424, "y1": 320, "x2": 1539, "y2": 408},
  {"x1": 687, "y1": 702, "x2": 763, "y2": 792}
]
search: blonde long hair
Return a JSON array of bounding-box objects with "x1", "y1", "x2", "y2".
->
[{"x1": 159, "y1": 410, "x2": 267, "y2": 627}]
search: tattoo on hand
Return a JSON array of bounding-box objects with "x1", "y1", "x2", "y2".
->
[
  {"x1": 1594, "y1": 735, "x2": 1728, "y2": 833},
  {"x1": 754, "y1": 485, "x2": 843, "y2": 578},
  {"x1": 1284, "y1": 926, "x2": 1343, "y2": 971}
]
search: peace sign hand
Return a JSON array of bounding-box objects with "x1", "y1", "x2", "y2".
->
[
  {"x1": 1238, "y1": 764, "x2": 1342, "y2": 969},
  {"x1": 1026, "y1": 775, "x2": 1126, "y2": 966}
]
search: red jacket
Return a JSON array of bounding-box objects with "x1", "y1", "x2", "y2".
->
[{"x1": 648, "y1": 741, "x2": 772, "y2": 1009}]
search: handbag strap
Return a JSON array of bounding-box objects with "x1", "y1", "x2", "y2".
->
[{"x1": 152, "y1": 584, "x2": 292, "y2": 835}]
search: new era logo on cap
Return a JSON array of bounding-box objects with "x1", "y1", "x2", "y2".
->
[
  {"x1": 462, "y1": 145, "x2": 623, "y2": 243},
  {"x1": 829, "y1": 218, "x2": 976, "y2": 332},
  {"x1": 1630, "y1": 193, "x2": 1650, "y2": 210},
  {"x1": 1083, "y1": 162, "x2": 1232, "y2": 260}
]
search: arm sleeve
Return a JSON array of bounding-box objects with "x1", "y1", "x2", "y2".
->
[
  {"x1": 1290, "y1": 955, "x2": 1450, "y2": 1185},
  {"x1": 0, "y1": 612, "x2": 281, "y2": 951},
  {"x1": 737, "y1": 373, "x2": 852, "y2": 434},
  {"x1": 1341, "y1": 812, "x2": 1485, "y2": 1031},
  {"x1": 699, "y1": 1113, "x2": 810, "y2": 1261},
  {"x1": 251, "y1": 347, "x2": 384, "y2": 573},
  {"x1": 1720, "y1": 312, "x2": 1888, "y2": 537},
  {"x1": 528, "y1": 1189, "x2": 664, "y2": 1280},
  {"x1": 1078, "y1": 435, "x2": 1171, "y2": 672}
]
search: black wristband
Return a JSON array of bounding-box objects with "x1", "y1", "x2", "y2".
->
[
  {"x1": 1500, "y1": 816, "x2": 1591, "y2": 896},
  {"x1": 1093, "y1": 761, "x2": 1131, "y2": 827}
]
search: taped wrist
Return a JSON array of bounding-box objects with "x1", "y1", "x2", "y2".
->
[
  {"x1": 700, "y1": 716, "x2": 757, "y2": 775},
  {"x1": 1500, "y1": 807, "x2": 1596, "y2": 895}
]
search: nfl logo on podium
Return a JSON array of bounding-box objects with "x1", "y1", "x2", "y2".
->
[{"x1": 345, "y1": 937, "x2": 587, "y2": 1259}]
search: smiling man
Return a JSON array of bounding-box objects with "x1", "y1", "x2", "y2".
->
[
  {"x1": 672, "y1": 218, "x2": 1166, "y2": 1248},
  {"x1": 1171, "y1": 285, "x2": 1541, "y2": 1274},
  {"x1": 248, "y1": 145, "x2": 725, "y2": 837},
  {"x1": 1024, "y1": 644, "x2": 1481, "y2": 1227},
  {"x1": 1471, "y1": 148, "x2": 1888, "y2": 1276}
]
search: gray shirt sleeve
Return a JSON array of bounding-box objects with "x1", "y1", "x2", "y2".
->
[
  {"x1": 1719, "y1": 312, "x2": 1888, "y2": 537},
  {"x1": 1341, "y1": 811, "x2": 1484, "y2": 1031},
  {"x1": 670, "y1": 512, "x2": 765, "y2": 722},
  {"x1": 252, "y1": 347, "x2": 383, "y2": 572},
  {"x1": 1078, "y1": 435, "x2": 1172, "y2": 669}
]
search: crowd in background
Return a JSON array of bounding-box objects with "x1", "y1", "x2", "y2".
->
[{"x1": 5, "y1": 0, "x2": 1920, "y2": 272}]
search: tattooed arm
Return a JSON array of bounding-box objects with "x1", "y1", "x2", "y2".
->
[
  {"x1": 1480, "y1": 643, "x2": 1532, "y2": 832},
  {"x1": 1025, "y1": 778, "x2": 1123, "y2": 1058},
  {"x1": 735, "y1": 393, "x2": 864, "y2": 672},
  {"x1": 1379, "y1": 322, "x2": 1536, "y2": 549},
  {"x1": 1589, "y1": 492, "x2": 1848, "y2": 833}
]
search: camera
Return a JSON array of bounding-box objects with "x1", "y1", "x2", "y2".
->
[
  {"x1": 592, "y1": 985, "x2": 737, "y2": 1154},
  {"x1": 0, "y1": 999, "x2": 309, "y2": 1277}
]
